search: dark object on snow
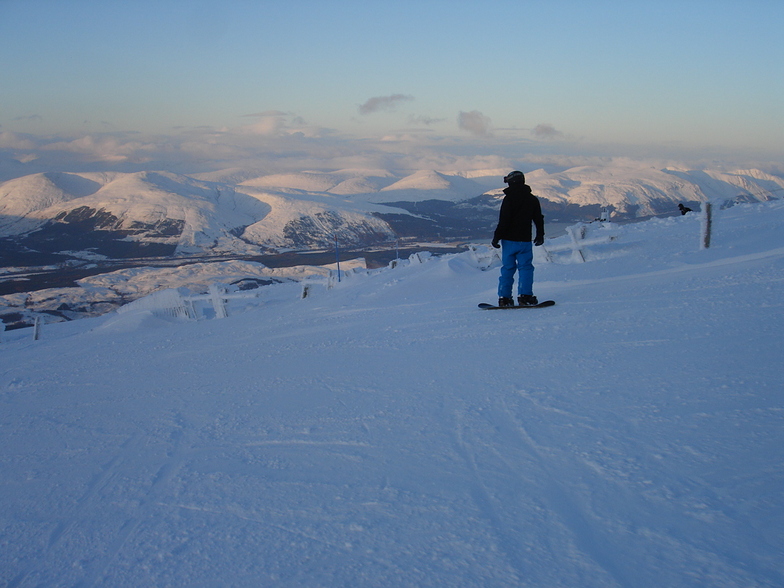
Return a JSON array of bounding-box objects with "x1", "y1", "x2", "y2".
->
[
  {"x1": 679, "y1": 203, "x2": 693, "y2": 215},
  {"x1": 496, "y1": 295, "x2": 539, "y2": 307},
  {"x1": 518, "y1": 294, "x2": 539, "y2": 306},
  {"x1": 479, "y1": 300, "x2": 555, "y2": 310}
]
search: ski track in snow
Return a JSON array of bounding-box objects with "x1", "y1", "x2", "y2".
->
[{"x1": 1, "y1": 202, "x2": 783, "y2": 586}]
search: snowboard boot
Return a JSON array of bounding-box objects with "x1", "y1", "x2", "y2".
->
[
  {"x1": 498, "y1": 297, "x2": 515, "y2": 307},
  {"x1": 517, "y1": 294, "x2": 539, "y2": 306}
]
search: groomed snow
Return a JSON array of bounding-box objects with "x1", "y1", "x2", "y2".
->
[{"x1": 1, "y1": 201, "x2": 782, "y2": 587}]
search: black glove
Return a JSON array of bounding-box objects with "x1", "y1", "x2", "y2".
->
[
  {"x1": 533, "y1": 235, "x2": 544, "y2": 246},
  {"x1": 492, "y1": 240, "x2": 500, "y2": 249}
]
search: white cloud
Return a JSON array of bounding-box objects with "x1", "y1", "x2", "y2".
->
[
  {"x1": 234, "y1": 111, "x2": 331, "y2": 139},
  {"x1": 0, "y1": 131, "x2": 38, "y2": 151},
  {"x1": 458, "y1": 111, "x2": 492, "y2": 137},
  {"x1": 1, "y1": 117, "x2": 780, "y2": 184},
  {"x1": 40, "y1": 135, "x2": 159, "y2": 163},
  {"x1": 0, "y1": 131, "x2": 37, "y2": 150},
  {"x1": 245, "y1": 116, "x2": 287, "y2": 137}
]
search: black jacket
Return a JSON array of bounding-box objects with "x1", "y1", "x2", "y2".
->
[{"x1": 493, "y1": 183, "x2": 544, "y2": 243}]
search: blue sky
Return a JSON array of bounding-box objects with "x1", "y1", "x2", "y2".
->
[{"x1": 1, "y1": 0, "x2": 782, "y2": 175}]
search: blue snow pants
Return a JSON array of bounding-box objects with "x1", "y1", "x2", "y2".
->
[{"x1": 498, "y1": 240, "x2": 534, "y2": 298}]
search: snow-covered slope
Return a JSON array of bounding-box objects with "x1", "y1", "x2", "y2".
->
[
  {"x1": 0, "y1": 172, "x2": 104, "y2": 234},
  {"x1": 374, "y1": 169, "x2": 487, "y2": 203},
  {"x1": 239, "y1": 168, "x2": 397, "y2": 195},
  {"x1": 235, "y1": 184, "x2": 399, "y2": 249},
  {"x1": 525, "y1": 162, "x2": 784, "y2": 215},
  {"x1": 239, "y1": 168, "x2": 488, "y2": 203},
  {"x1": 0, "y1": 171, "x2": 272, "y2": 254},
  {"x1": 1, "y1": 200, "x2": 782, "y2": 586}
]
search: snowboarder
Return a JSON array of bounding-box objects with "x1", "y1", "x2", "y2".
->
[
  {"x1": 679, "y1": 203, "x2": 693, "y2": 215},
  {"x1": 491, "y1": 171, "x2": 545, "y2": 307}
]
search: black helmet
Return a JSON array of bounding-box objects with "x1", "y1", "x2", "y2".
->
[{"x1": 503, "y1": 170, "x2": 525, "y2": 184}]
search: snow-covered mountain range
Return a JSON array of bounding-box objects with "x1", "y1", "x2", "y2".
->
[
  {"x1": 1, "y1": 163, "x2": 782, "y2": 262},
  {"x1": 526, "y1": 164, "x2": 784, "y2": 215},
  {"x1": 0, "y1": 171, "x2": 400, "y2": 260}
]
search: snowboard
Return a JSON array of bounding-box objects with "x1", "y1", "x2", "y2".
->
[{"x1": 478, "y1": 300, "x2": 555, "y2": 310}]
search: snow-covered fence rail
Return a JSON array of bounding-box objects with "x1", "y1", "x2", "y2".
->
[
  {"x1": 182, "y1": 285, "x2": 266, "y2": 319},
  {"x1": 466, "y1": 244, "x2": 501, "y2": 270},
  {"x1": 117, "y1": 288, "x2": 195, "y2": 320},
  {"x1": 324, "y1": 265, "x2": 368, "y2": 290},
  {"x1": 307, "y1": 250, "x2": 440, "y2": 296},
  {"x1": 116, "y1": 285, "x2": 265, "y2": 321},
  {"x1": 540, "y1": 222, "x2": 619, "y2": 264},
  {"x1": 408, "y1": 251, "x2": 432, "y2": 265}
]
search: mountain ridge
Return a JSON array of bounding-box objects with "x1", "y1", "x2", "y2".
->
[{"x1": 1, "y1": 164, "x2": 782, "y2": 263}]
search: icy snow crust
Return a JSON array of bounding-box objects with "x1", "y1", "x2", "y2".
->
[{"x1": 1, "y1": 201, "x2": 783, "y2": 587}]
